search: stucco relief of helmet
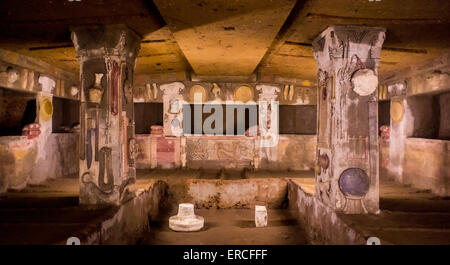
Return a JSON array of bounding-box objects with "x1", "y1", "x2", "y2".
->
[{"x1": 169, "y1": 98, "x2": 181, "y2": 114}]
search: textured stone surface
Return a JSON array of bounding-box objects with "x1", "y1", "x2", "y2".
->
[
  {"x1": 0, "y1": 133, "x2": 78, "y2": 194},
  {"x1": 288, "y1": 180, "x2": 367, "y2": 245},
  {"x1": 402, "y1": 138, "x2": 449, "y2": 196},
  {"x1": 84, "y1": 180, "x2": 168, "y2": 244},
  {"x1": 187, "y1": 178, "x2": 288, "y2": 209}
]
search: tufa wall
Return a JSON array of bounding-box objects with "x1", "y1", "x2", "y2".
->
[
  {"x1": 379, "y1": 53, "x2": 450, "y2": 196},
  {"x1": 0, "y1": 49, "x2": 80, "y2": 194}
]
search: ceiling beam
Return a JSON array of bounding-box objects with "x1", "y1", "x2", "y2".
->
[{"x1": 153, "y1": 0, "x2": 297, "y2": 76}]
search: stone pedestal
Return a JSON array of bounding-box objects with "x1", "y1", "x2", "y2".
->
[
  {"x1": 312, "y1": 25, "x2": 385, "y2": 214},
  {"x1": 169, "y1": 203, "x2": 204, "y2": 232},
  {"x1": 71, "y1": 25, "x2": 141, "y2": 205}
]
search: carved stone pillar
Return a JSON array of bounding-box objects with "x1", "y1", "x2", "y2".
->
[
  {"x1": 71, "y1": 25, "x2": 141, "y2": 205},
  {"x1": 312, "y1": 25, "x2": 385, "y2": 214}
]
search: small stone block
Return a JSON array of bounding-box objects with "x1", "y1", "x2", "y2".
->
[{"x1": 255, "y1": 205, "x2": 267, "y2": 227}]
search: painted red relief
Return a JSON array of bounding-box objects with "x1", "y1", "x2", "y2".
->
[
  {"x1": 110, "y1": 61, "x2": 119, "y2": 115},
  {"x1": 157, "y1": 137, "x2": 175, "y2": 163}
]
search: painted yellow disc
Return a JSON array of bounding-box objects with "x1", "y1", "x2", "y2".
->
[
  {"x1": 390, "y1": 100, "x2": 404, "y2": 123},
  {"x1": 234, "y1": 85, "x2": 254, "y2": 103},
  {"x1": 40, "y1": 97, "x2": 53, "y2": 121}
]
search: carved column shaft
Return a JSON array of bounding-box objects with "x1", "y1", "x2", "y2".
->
[
  {"x1": 312, "y1": 25, "x2": 385, "y2": 214},
  {"x1": 257, "y1": 85, "x2": 280, "y2": 162},
  {"x1": 71, "y1": 25, "x2": 141, "y2": 205}
]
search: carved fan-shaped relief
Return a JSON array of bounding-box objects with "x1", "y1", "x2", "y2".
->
[
  {"x1": 40, "y1": 97, "x2": 53, "y2": 121},
  {"x1": 234, "y1": 85, "x2": 254, "y2": 103},
  {"x1": 189, "y1": 85, "x2": 207, "y2": 103},
  {"x1": 390, "y1": 100, "x2": 405, "y2": 123}
]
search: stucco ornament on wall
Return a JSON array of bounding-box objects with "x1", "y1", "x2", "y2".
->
[
  {"x1": 38, "y1": 75, "x2": 56, "y2": 93},
  {"x1": 211, "y1": 83, "x2": 222, "y2": 102},
  {"x1": 70, "y1": 86, "x2": 79, "y2": 96},
  {"x1": 6, "y1": 67, "x2": 19, "y2": 84},
  {"x1": 161, "y1": 82, "x2": 185, "y2": 136},
  {"x1": 169, "y1": 98, "x2": 181, "y2": 114},
  {"x1": 351, "y1": 68, "x2": 378, "y2": 96},
  {"x1": 388, "y1": 82, "x2": 406, "y2": 97}
]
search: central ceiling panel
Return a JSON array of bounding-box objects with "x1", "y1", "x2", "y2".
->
[{"x1": 153, "y1": 0, "x2": 296, "y2": 76}]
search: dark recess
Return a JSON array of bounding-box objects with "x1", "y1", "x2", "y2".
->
[
  {"x1": 134, "y1": 102, "x2": 163, "y2": 134},
  {"x1": 279, "y1": 105, "x2": 317, "y2": 135},
  {"x1": 52, "y1": 97, "x2": 80, "y2": 133},
  {"x1": 0, "y1": 88, "x2": 36, "y2": 136}
]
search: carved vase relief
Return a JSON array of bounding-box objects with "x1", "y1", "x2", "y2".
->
[{"x1": 88, "y1": 73, "x2": 104, "y2": 104}]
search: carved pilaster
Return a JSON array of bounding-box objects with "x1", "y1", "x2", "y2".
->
[
  {"x1": 256, "y1": 84, "x2": 280, "y2": 161},
  {"x1": 312, "y1": 25, "x2": 385, "y2": 214},
  {"x1": 72, "y1": 25, "x2": 141, "y2": 205}
]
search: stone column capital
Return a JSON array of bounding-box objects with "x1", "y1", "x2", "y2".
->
[
  {"x1": 160, "y1": 82, "x2": 185, "y2": 96},
  {"x1": 71, "y1": 24, "x2": 141, "y2": 65},
  {"x1": 312, "y1": 25, "x2": 386, "y2": 71},
  {"x1": 256, "y1": 84, "x2": 280, "y2": 102}
]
